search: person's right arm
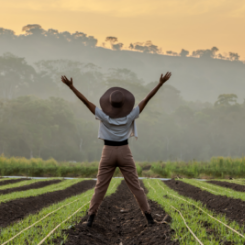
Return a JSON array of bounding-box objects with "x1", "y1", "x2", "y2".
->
[
  {"x1": 61, "y1": 76, "x2": 96, "y2": 115},
  {"x1": 138, "y1": 72, "x2": 171, "y2": 113}
]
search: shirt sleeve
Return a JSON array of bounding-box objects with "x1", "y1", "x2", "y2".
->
[
  {"x1": 127, "y1": 106, "x2": 140, "y2": 121},
  {"x1": 95, "y1": 107, "x2": 108, "y2": 121}
]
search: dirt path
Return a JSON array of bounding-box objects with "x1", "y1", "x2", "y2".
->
[
  {"x1": 0, "y1": 179, "x2": 62, "y2": 195},
  {"x1": 59, "y1": 180, "x2": 177, "y2": 245},
  {"x1": 165, "y1": 179, "x2": 245, "y2": 226},
  {"x1": 0, "y1": 180, "x2": 96, "y2": 227},
  {"x1": 207, "y1": 180, "x2": 245, "y2": 192},
  {"x1": 0, "y1": 178, "x2": 31, "y2": 186}
]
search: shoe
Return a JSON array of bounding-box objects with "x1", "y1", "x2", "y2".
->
[
  {"x1": 87, "y1": 214, "x2": 96, "y2": 227},
  {"x1": 144, "y1": 211, "x2": 155, "y2": 224}
]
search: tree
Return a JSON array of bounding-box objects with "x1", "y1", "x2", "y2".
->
[
  {"x1": 0, "y1": 53, "x2": 37, "y2": 100},
  {"x1": 214, "y1": 94, "x2": 238, "y2": 106}
]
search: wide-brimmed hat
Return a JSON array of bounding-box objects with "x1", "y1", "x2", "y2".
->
[{"x1": 100, "y1": 87, "x2": 135, "y2": 118}]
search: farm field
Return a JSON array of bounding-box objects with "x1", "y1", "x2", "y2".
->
[
  {"x1": 0, "y1": 177, "x2": 245, "y2": 244},
  {"x1": 1, "y1": 155, "x2": 245, "y2": 179}
]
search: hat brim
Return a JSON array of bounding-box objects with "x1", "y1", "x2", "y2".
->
[{"x1": 100, "y1": 87, "x2": 135, "y2": 118}]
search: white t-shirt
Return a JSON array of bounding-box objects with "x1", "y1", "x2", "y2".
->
[{"x1": 95, "y1": 106, "x2": 140, "y2": 141}]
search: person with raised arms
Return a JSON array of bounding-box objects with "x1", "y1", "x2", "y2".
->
[{"x1": 61, "y1": 71, "x2": 172, "y2": 227}]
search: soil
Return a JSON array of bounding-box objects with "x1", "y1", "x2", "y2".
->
[
  {"x1": 0, "y1": 179, "x2": 62, "y2": 195},
  {"x1": 58, "y1": 180, "x2": 178, "y2": 245},
  {"x1": 164, "y1": 179, "x2": 245, "y2": 226},
  {"x1": 207, "y1": 180, "x2": 245, "y2": 192},
  {"x1": 0, "y1": 178, "x2": 31, "y2": 186},
  {"x1": 0, "y1": 180, "x2": 96, "y2": 227}
]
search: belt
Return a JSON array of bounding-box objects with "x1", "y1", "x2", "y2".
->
[{"x1": 104, "y1": 139, "x2": 128, "y2": 146}]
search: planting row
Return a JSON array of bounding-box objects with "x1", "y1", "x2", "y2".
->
[
  {"x1": 144, "y1": 179, "x2": 245, "y2": 244},
  {"x1": 1, "y1": 177, "x2": 245, "y2": 244},
  {"x1": 0, "y1": 179, "x2": 121, "y2": 245}
]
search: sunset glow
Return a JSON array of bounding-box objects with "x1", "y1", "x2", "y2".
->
[{"x1": 1, "y1": 0, "x2": 245, "y2": 59}]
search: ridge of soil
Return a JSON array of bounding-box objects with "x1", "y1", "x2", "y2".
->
[
  {"x1": 0, "y1": 178, "x2": 31, "y2": 186},
  {"x1": 58, "y1": 180, "x2": 178, "y2": 245},
  {"x1": 0, "y1": 179, "x2": 62, "y2": 195},
  {"x1": 207, "y1": 180, "x2": 245, "y2": 192},
  {"x1": 164, "y1": 179, "x2": 245, "y2": 226},
  {"x1": 0, "y1": 180, "x2": 96, "y2": 228}
]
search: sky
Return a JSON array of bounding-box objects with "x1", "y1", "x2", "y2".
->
[{"x1": 1, "y1": 0, "x2": 245, "y2": 59}]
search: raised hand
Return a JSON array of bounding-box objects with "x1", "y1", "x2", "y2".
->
[
  {"x1": 61, "y1": 75, "x2": 73, "y2": 88},
  {"x1": 159, "y1": 72, "x2": 172, "y2": 85}
]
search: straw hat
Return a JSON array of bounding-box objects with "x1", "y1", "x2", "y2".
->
[{"x1": 100, "y1": 87, "x2": 135, "y2": 118}]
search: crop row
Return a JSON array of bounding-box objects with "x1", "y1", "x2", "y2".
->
[
  {"x1": 0, "y1": 178, "x2": 121, "y2": 245},
  {"x1": 182, "y1": 179, "x2": 245, "y2": 201},
  {"x1": 0, "y1": 178, "x2": 60, "y2": 191},
  {"x1": 0, "y1": 178, "x2": 86, "y2": 203},
  {"x1": 143, "y1": 179, "x2": 245, "y2": 244}
]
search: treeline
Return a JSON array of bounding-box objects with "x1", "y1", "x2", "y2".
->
[
  {"x1": 0, "y1": 53, "x2": 244, "y2": 161},
  {"x1": 1, "y1": 25, "x2": 245, "y2": 103}
]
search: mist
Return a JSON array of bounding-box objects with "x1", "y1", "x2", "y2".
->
[{"x1": 0, "y1": 24, "x2": 245, "y2": 162}]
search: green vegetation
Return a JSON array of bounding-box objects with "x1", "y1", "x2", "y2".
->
[
  {"x1": 0, "y1": 178, "x2": 15, "y2": 182},
  {"x1": 0, "y1": 155, "x2": 99, "y2": 177},
  {"x1": 0, "y1": 179, "x2": 88, "y2": 203},
  {"x1": 143, "y1": 179, "x2": 245, "y2": 244},
  {"x1": 151, "y1": 157, "x2": 245, "y2": 178},
  {"x1": 182, "y1": 179, "x2": 245, "y2": 201},
  {"x1": 1, "y1": 52, "x2": 245, "y2": 163},
  {"x1": 0, "y1": 154, "x2": 142, "y2": 178},
  {"x1": 0, "y1": 178, "x2": 121, "y2": 245},
  {"x1": 0, "y1": 178, "x2": 58, "y2": 190},
  {"x1": 2, "y1": 155, "x2": 245, "y2": 179}
]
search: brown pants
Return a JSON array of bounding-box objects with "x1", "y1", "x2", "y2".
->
[{"x1": 88, "y1": 144, "x2": 151, "y2": 215}]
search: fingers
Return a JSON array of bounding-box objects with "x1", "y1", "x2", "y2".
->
[
  {"x1": 164, "y1": 71, "x2": 172, "y2": 79},
  {"x1": 159, "y1": 71, "x2": 172, "y2": 84},
  {"x1": 61, "y1": 75, "x2": 70, "y2": 85}
]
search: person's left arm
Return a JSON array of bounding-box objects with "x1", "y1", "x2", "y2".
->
[{"x1": 61, "y1": 76, "x2": 96, "y2": 115}]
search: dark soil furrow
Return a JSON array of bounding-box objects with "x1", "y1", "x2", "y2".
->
[
  {"x1": 0, "y1": 180, "x2": 96, "y2": 227},
  {"x1": 0, "y1": 178, "x2": 31, "y2": 186},
  {"x1": 164, "y1": 179, "x2": 245, "y2": 226},
  {"x1": 0, "y1": 179, "x2": 62, "y2": 195},
  {"x1": 58, "y1": 180, "x2": 178, "y2": 245},
  {"x1": 207, "y1": 181, "x2": 245, "y2": 192}
]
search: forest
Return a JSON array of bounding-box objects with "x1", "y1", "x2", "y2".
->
[{"x1": 0, "y1": 52, "x2": 244, "y2": 162}]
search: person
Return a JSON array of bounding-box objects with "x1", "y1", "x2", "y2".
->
[{"x1": 61, "y1": 72, "x2": 172, "y2": 227}]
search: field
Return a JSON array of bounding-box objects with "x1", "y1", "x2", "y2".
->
[
  {"x1": 0, "y1": 177, "x2": 245, "y2": 244},
  {"x1": 1, "y1": 155, "x2": 245, "y2": 179}
]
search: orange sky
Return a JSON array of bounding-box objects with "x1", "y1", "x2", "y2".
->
[{"x1": 1, "y1": 0, "x2": 245, "y2": 59}]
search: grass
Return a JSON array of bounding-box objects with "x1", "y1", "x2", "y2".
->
[
  {"x1": 181, "y1": 179, "x2": 245, "y2": 201},
  {"x1": 0, "y1": 179, "x2": 90, "y2": 203},
  {"x1": 0, "y1": 154, "x2": 142, "y2": 178},
  {"x1": 2, "y1": 154, "x2": 245, "y2": 179},
  {"x1": 143, "y1": 179, "x2": 245, "y2": 245},
  {"x1": 0, "y1": 178, "x2": 16, "y2": 182},
  {"x1": 150, "y1": 157, "x2": 245, "y2": 179},
  {"x1": 0, "y1": 178, "x2": 60, "y2": 191},
  {"x1": 0, "y1": 178, "x2": 121, "y2": 245},
  {"x1": 209, "y1": 178, "x2": 245, "y2": 185}
]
